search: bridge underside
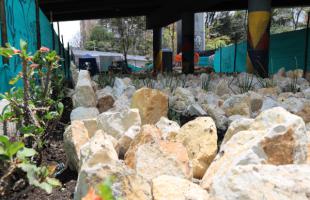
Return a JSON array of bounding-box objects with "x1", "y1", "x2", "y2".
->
[
  {"x1": 40, "y1": 0, "x2": 310, "y2": 27},
  {"x1": 40, "y1": 0, "x2": 310, "y2": 75}
]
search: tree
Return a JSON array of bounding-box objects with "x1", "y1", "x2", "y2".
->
[
  {"x1": 70, "y1": 32, "x2": 82, "y2": 48},
  {"x1": 110, "y1": 17, "x2": 146, "y2": 67}
]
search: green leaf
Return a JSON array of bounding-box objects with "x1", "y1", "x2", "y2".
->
[
  {"x1": 20, "y1": 39, "x2": 28, "y2": 54},
  {"x1": 0, "y1": 135, "x2": 10, "y2": 147},
  {"x1": 7, "y1": 141, "x2": 24, "y2": 159},
  {"x1": 57, "y1": 102, "x2": 64, "y2": 116},
  {"x1": 9, "y1": 75, "x2": 21, "y2": 85},
  {"x1": 37, "y1": 182, "x2": 53, "y2": 194},
  {"x1": 17, "y1": 147, "x2": 36, "y2": 160},
  {"x1": 46, "y1": 177, "x2": 61, "y2": 187},
  {"x1": 18, "y1": 163, "x2": 36, "y2": 173},
  {"x1": 23, "y1": 133, "x2": 36, "y2": 138},
  {"x1": 97, "y1": 177, "x2": 116, "y2": 200}
]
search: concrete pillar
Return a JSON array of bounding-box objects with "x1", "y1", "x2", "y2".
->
[
  {"x1": 177, "y1": 20, "x2": 182, "y2": 54},
  {"x1": 194, "y1": 13, "x2": 206, "y2": 51},
  {"x1": 247, "y1": 0, "x2": 271, "y2": 78},
  {"x1": 182, "y1": 12, "x2": 195, "y2": 74},
  {"x1": 153, "y1": 27, "x2": 162, "y2": 74}
]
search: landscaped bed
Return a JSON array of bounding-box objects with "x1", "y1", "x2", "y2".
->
[{"x1": 1, "y1": 40, "x2": 310, "y2": 200}]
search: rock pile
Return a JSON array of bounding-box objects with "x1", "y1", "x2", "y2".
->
[{"x1": 64, "y1": 69, "x2": 310, "y2": 200}]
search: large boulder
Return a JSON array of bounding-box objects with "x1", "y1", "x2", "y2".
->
[
  {"x1": 97, "y1": 108, "x2": 141, "y2": 139},
  {"x1": 152, "y1": 175, "x2": 209, "y2": 200},
  {"x1": 113, "y1": 77, "x2": 131, "y2": 97},
  {"x1": 125, "y1": 125, "x2": 162, "y2": 168},
  {"x1": 81, "y1": 118, "x2": 98, "y2": 138},
  {"x1": 222, "y1": 117, "x2": 254, "y2": 145},
  {"x1": 96, "y1": 88, "x2": 115, "y2": 113},
  {"x1": 131, "y1": 88, "x2": 168, "y2": 125},
  {"x1": 74, "y1": 163, "x2": 152, "y2": 200},
  {"x1": 155, "y1": 117, "x2": 180, "y2": 140},
  {"x1": 130, "y1": 141, "x2": 192, "y2": 181},
  {"x1": 63, "y1": 121, "x2": 89, "y2": 171},
  {"x1": 207, "y1": 164, "x2": 310, "y2": 200},
  {"x1": 79, "y1": 130, "x2": 118, "y2": 170},
  {"x1": 201, "y1": 107, "x2": 309, "y2": 190},
  {"x1": 70, "y1": 107, "x2": 99, "y2": 121},
  {"x1": 173, "y1": 117, "x2": 218, "y2": 179},
  {"x1": 72, "y1": 70, "x2": 96, "y2": 108}
]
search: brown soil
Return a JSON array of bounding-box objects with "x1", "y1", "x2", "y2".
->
[{"x1": 3, "y1": 97, "x2": 77, "y2": 200}]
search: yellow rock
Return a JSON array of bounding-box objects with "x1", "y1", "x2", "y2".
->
[
  {"x1": 63, "y1": 121, "x2": 89, "y2": 171},
  {"x1": 174, "y1": 117, "x2": 218, "y2": 179},
  {"x1": 131, "y1": 88, "x2": 168, "y2": 125},
  {"x1": 125, "y1": 125, "x2": 162, "y2": 168}
]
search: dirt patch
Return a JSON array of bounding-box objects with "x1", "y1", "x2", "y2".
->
[{"x1": 4, "y1": 123, "x2": 77, "y2": 200}]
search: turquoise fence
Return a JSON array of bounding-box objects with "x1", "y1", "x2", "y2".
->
[
  {"x1": 0, "y1": 0, "x2": 69, "y2": 94},
  {"x1": 213, "y1": 28, "x2": 310, "y2": 74}
]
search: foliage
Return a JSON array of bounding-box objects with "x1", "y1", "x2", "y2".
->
[
  {"x1": 18, "y1": 163, "x2": 61, "y2": 194},
  {"x1": 97, "y1": 72, "x2": 115, "y2": 88},
  {"x1": 236, "y1": 73, "x2": 254, "y2": 93},
  {"x1": 201, "y1": 75, "x2": 211, "y2": 91},
  {"x1": 82, "y1": 177, "x2": 121, "y2": 200},
  {"x1": 84, "y1": 17, "x2": 152, "y2": 58},
  {"x1": 0, "y1": 40, "x2": 63, "y2": 195}
]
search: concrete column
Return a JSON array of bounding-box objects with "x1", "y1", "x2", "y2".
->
[
  {"x1": 177, "y1": 20, "x2": 182, "y2": 54},
  {"x1": 153, "y1": 27, "x2": 162, "y2": 74},
  {"x1": 182, "y1": 12, "x2": 195, "y2": 74},
  {"x1": 247, "y1": 0, "x2": 271, "y2": 78},
  {"x1": 194, "y1": 13, "x2": 206, "y2": 51}
]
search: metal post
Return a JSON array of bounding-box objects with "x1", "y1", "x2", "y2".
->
[
  {"x1": 0, "y1": 0, "x2": 8, "y2": 64},
  {"x1": 304, "y1": 12, "x2": 310, "y2": 78},
  {"x1": 35, "y1": 0, "x2": 41, "y2": 49},
  {"x1": 50, "y1": 12, "x2": 55, "y2": 50},
  {"x1": 233, "y1": 39, "x2": 238, "y2": 72},
  {"x1": 61, "y1": 35, "x2": 66, "y2": 77},
  {"x1": 153, "y1": 27, "x2": 162, "y2": 74},
  {"x1": 181, "y1": 12, "x2": 195, "y2": 74},
  {"x1": 220, "y1": 46, "x2": 222, "y2": 73},
  {"x1": 57, "y1": 22, "x2": 61, "y2": 55},
  {"x1": 67, "y1": 42, "x2": 70, "y2": 79}
]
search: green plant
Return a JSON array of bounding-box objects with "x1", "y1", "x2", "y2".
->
[
  {"x1": 18, "y1": 163, "x2": 61, "y2": 194},
  {"x1": 0, "y1": 135, "x2": 59, "y2": 195},
  {"x1": 97, "y1": 72, "x2": 115, "y2": 88},
  {"x1": 82, "y1": 177, "x2": 121, "y2": 200},
  {"x1": 0, "y1": 40, "x2": 63, "y2": 195},
  {"x1": 0, "y1": 40, "x2": 63, "y2": 149},
  {"x1": 257, "y1": 76, "x2": 276, "y2": 88},
  {"x1": 201, "y1": 75, "x2": 211, "y2": 91},
  {"x1": 234, "y1": 73, "x2": 254, "y2": 93}
]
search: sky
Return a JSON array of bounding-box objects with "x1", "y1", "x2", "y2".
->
[{"x1": 53, "y1": 21, "x2": 80, "y2": 45}]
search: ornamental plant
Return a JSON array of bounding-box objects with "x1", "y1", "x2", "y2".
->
[{"x1": 0, "y1": 40, "x2": 64, "y2": 195}]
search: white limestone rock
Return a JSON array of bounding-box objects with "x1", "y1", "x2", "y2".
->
[
  {"x1": 70, "y1": 107, "x2": 99, "y2": 121},
  {"x1": 97, "y1": 108, "x2": 141, "y2": 139},
  {"x1": 208, "y1": 164, "x2": 310, "y2": 200},
  {"x1": 155, "y1": 117, "x2": 180, "y2": 140},
  {"x1": 152, "y1": 175, "x2": 209, "y2": 200},
  {"x1": 72, "y1": 70, "x2": 96, "y2": 108}
]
